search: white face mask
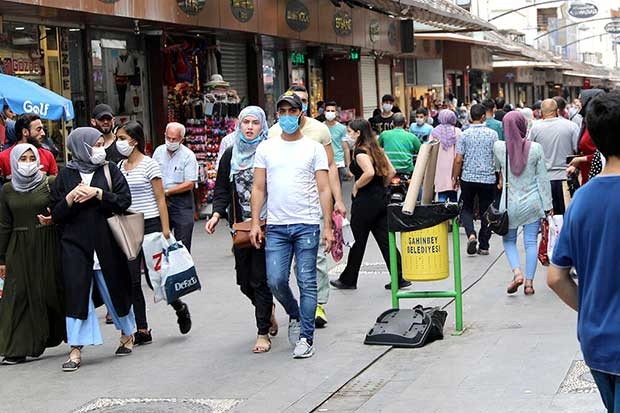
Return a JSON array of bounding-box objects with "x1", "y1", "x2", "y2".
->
[
  {"x1": 17, "y1": 161, "x2": 39, "y2": 177},
  {"x1": 382, "y1": 103, "x2": 393, "y2": 112},
  {"x1": 116, "y1": 139, "x2": 135, "y2": 157},
  {"x1": 166, "y1": 140, "x2": 181, "y2": 152},
  {"x1": 90, "y1": 147, "x2": 106, "y2": 165},
  {"x1": 415, "y1": 118, "x2": 425, "y2": 126},
  {"x1": 325, "y1": 112, "x2": 337, "y2": 121}
]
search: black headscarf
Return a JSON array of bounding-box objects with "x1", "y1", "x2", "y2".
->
[{"x1": 578, "y1": 89, "x2": 605, "y2": 138}]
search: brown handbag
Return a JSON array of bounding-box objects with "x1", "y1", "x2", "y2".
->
[{"x1": 231, "y1": 188, "x2": 265, "y2": 249}]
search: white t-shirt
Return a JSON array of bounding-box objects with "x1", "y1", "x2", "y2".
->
[
  {"x1": 254, "y1": 136, "x2": 328, "y2": 225},
  {"x1": 120, "y1": 156, "x2": 162, "y2": 219}
]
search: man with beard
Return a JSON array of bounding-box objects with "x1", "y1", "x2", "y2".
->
[
  {"x1": 0, "y1": 113, "x2": 58, "y2": 180},
  {"x1": 90, "y1": 104, "x2": 125, "y2": 164}
]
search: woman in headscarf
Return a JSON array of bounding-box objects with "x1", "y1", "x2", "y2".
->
[
  {"x1": 517, "y1": 107, "x2": 534, "y2": 138},
  {"x1": 429, "y1": 109, "x2": 461, "y2": 202},
  {"x1": 567, "y1": 89, "x2": 605, "y2": 184},
  {"x1": 494, "y1": 112, "x2": 552, "y2": 296},
  {"x1": 205, "y1": 106, "x2": 276, "y2": 353},
  {"x1": 0, "y1": 144, "x2": 64, "y2": 365},
  {"x1": 51, "y1": 127, "x2": 134, "y2": 372}
]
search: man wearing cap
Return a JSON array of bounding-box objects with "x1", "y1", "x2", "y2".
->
[
  {"x1": 91, "y1": 103, "x2": 124, "y2": 164},
  {"x1": 152, "y1": 121, "x2": 198, "y2": 335},
  {"x1": 269, "y1": 85, "x2": 346, "y2": 329},
  {"x1": 251, "y1": 92, "x2": 334, "y2": 359}
]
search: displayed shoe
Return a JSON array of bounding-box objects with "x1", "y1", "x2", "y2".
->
[
  {"x1": 134, "y1": 330, "x2": 153, "y2": 346},
  {"x1": 115, "y1": 335, "x2": 134, "y2": 356},
  {"x1": 176, "y1": 303, "x2": 192, "y2": 335},
  {"x1": 288, "y1": 318, "x2": 301, "y2": 347},
  {"x1": 329, "y1": 279, "x2": 357, "y2": 290},
  {"x1": 293, "y1": 338, "x2": 315, "y2": 359},
  {"x1": 384, "y1": 280, "x2": 412, "y2": 290},
  {"x1": 2, "y1": 356, "x2": 26, "y2": 365},
  {"x1": 315, "y1": 304, "x2": 327, "y2": 328},
  {"x1": 467, "y1": 238, "x2": 478, "y2": 255},
  {"x1": 477, "y1": 249, "x2": 489, "y2": 256},
  {"x1": 62, "y1": 347, "x2": 82, "y2": 372}
]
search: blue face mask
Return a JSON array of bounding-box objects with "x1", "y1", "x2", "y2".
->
[
  {"x1": 302, "y1": 103, "x2": 308, "y2": 113},
  {"x1": 279, "y1": 115, "x2": 301, "y2": 134}
]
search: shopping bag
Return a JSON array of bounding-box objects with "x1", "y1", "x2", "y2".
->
[
  {"x1": 341, "y1": 217, "x2": 355, "y2": 248},
  {"x1": 547, "y1": 215, "x2": 564, "y2": 262},
  {"x1": 538, "y1": 218, "x2": 550, "y2": 266},
  {"x1": 0, "y1": 277, "x2": 4, "y2": 299},
  {"x1": 163, "y1": 237, "x2": 201, "y2": 304},
  {"x1": 142, "y1": 232, "x2": 169, "y2": 303}
]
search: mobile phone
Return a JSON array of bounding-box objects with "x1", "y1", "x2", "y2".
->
[{"x1": 566, "y1": 155, "x2": 578, "y2": 164}]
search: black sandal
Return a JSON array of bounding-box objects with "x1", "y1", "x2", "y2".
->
[
  {"x1": 62, "y1": 346, "x2": 82, "y2": 372},
  {"x1": 115, "y1": 335, "x2": 134, "y2": 356}
]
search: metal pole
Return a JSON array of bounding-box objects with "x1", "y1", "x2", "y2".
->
[
  {"x1": 452, "y1": 217, "x2": 463, "y2": 333},
  {"x1": 534, "y1": 17, "x2": 615, "y2": 41},
  {"x1": 388, "y1": 231, "x2": 400, "y2": 309},
  {"x1": 562, "y1": 32, "x2": 610, "y2": 49},
  {"x1": 488, "y1": 0, "x2": 565, "y2": 22}
]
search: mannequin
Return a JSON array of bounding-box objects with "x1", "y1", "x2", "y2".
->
[{"x1": 114, "y1": 50, "x2": 135, "y2": 114}]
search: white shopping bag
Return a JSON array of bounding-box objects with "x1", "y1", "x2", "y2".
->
[
  {"x1": 341, "y1": 217, "x2": 355, "y2": 248},
  {"x1": 547, "y1": 215, "x2": 564, "y2": 262},
  {"x1": 162, "y1": 236, "x2": 201, "y2": 304},
  {"x1": 142, "y1": 232, "x2": 170, "y2": 303}
]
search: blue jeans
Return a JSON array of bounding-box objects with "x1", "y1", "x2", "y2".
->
[
  {"x1": 265, "y1": 224, "x2": 320, "y2": 342},
  {"x1": 502, "y1": 221, "x2": 540, "y2": 280},
  {"x1": 591, "y1": 369, "x2": 620, "y2": 412}
]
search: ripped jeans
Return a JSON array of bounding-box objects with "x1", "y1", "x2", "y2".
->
[{"x1": 265, "y1": 224, "x2": 320, "y2": 342}]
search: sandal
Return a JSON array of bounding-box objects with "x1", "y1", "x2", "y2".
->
[
  {"x1": 115, "y1": 335, "x2": 134, "y2": 356},
  {"x1": 252, "y1": 335, "x2": 271, "y2": 354},
  {"x1": 506, "y1": 275, "x2": 524, "y2": 294},
  {"x1": 524, "y1": 283, "x2": 535, "y2": 296},
  {"x1": 269, "y1": 304, "x2": 278, "y2": 337},
  {"x1": 62, "y1": 346, "x2": 82, "y2": 372}
]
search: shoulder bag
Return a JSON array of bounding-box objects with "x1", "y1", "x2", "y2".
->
[
  {"x1": 231, "y1": 185, "x2": 265, "y2": 249},
  {"x1": 103, "y1": 163, "x2": 145, "y2": 261},
  {"x1": 484, "y1": 145, "x2": 509, "y2": 236}
]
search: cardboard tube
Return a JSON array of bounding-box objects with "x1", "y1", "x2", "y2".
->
[
  {"x1": 422, "y1": 141, "x2": 440, "y2": 204},
  {"x1": 402, "y1": 142, "x2": 433, "y2": 214}
]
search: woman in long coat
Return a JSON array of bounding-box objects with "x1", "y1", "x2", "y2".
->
[
  {"x1": 51, "y1": 127, "x2": 134, "y2": 372},
  {"x1": 0, "y1": 143, "x2": 64, "y2": 364}
]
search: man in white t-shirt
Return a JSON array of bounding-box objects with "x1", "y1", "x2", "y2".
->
[
  {"x1": 269, "y1": 86, "x2": 346, "y2": 329},
  {"x1": 251, "y1": 92, "x2": 334, "y2": 359}
]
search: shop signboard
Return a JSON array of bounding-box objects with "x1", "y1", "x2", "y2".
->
[
  {"x1": 605, "y1": 20, "x2": 620, "y2": 34},
  {"x1": 231, "y1": 0, "x2": 254, "y2": 23},
  {"x1": 286, "y1": 0, "x2": 310, "y2": 32},
  {"x1": 177, "y1": 0, "x2": 206, "y2": 16},
  {"x1": 369, "y1": 20, "x2": 380, "y2": 43},
  {"x1": 333, "y1": 10, "x2": 352, "y2": 36},
  {"x1": 568, "y1": 2, "x2": 598, "y2": 19}
]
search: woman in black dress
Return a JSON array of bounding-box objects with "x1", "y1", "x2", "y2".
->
[{"x1": 51, "y1": 127, "x2": 134, "y2": 372}]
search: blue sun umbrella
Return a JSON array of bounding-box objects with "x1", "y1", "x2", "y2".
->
[{"x1": 0, "y1": 73, "x2": 74, "y2": 121}]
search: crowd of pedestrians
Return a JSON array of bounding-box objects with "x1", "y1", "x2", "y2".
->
[{"x1": 0, "y1": 84, "x2": 619, "y2": 413}]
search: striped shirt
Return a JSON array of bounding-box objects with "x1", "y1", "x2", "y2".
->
[{"x1": 119, "y1": 156, "x2": 162, "y2": 219}]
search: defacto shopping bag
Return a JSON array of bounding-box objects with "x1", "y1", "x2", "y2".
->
[
  {"x1": 162, "y1": 237, "x2": 201, "y2": 304},
  {"x1": 547, "y1": 215, "x2": 564, "y2": 263}
]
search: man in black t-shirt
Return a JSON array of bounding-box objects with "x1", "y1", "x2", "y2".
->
[
  {"x1": 369, "y1": 94, "x2": 396, "y2": 134},
  {"x1": 90, "y1": 103, "x2": 125, "y2": 164}
]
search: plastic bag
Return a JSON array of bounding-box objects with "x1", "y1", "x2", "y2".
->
[
  {"x1": 163, "y1": 237, "x2": 201, "y2": 304},
  {"x1": 142, "y1": 232, "x2": 169, "y2": 303},
  {"x1": 538, "y1": 218, "x2": 550, "y2": 266},
  {"x1": 547, "y1": 215, "x2": 564, "y2": 262},
  {"x1": 341, "y1": 217, "x2": 355, "y2": 248}
]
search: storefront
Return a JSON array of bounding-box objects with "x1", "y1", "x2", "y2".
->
[
  {"x1": 442, "y1": 42, "x2": 492, "y2": 104},
  {"x1": 491, "y1": 66, "x2": 534, "y2": 107}
]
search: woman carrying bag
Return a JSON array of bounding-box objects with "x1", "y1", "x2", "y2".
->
[
  {"x1": 330, "y1": 119, "x2": 409, "y2": 290},
  {"x1": 115, "y1": 121, "x2": 171, "y2": 346},
  {"x1": 0, "y1": 144, "x2": 64, "y2": 365},
  {"x1": 51, "y1": 127, "x2": 134, "y2": 372},
  {"x1": 494, "y1": 112, "x2": 552, "y2": 296},
  {"x1": 205, "y1": 106, "x2": 276, "y2": 354}
]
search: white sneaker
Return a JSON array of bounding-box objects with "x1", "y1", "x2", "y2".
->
[
  {"x1": 293, "y1": 338, "x2": 315, "y2": 359},
  {"x1": 288, "y1": 318, "x2": 301, "y2": 347}
]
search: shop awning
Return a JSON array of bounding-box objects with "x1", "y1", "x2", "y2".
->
[
  {"x1": 493, "y1": 61, "x2": 564, "y2": 69},
  {"x1": 358, "y1": 0, "x2": 496, "y2": 33}
]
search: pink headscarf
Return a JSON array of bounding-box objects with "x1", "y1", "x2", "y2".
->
[
  {"x1": 433, "y1": 109, "x2": 458, "y2": 151},
  {"x1": 502, "y1": 111, "x2": 530, "y2": 177}
]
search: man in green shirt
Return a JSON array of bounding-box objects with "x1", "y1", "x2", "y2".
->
[
  {"x1": 482, "y1": 98, "x2": 504, "y2": 141},
  {"x1": 378, "y1": 113, "x2": 421, "y2": 174}
]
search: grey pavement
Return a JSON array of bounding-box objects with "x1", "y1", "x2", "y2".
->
[{"x1": 0, "y1": 182, "x2": 604, "y2": 413}]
